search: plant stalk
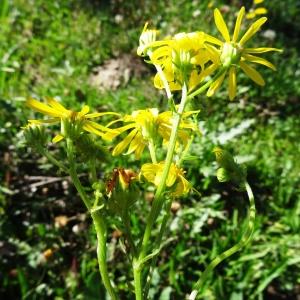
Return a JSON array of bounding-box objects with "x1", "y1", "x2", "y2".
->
[
  {"x1": 66, "y1": 138, "x2": 118, "y2": 300},
  {"x1": 92, "y1": 211, "x2": 119, "y2": 300},
  {"x1": 188, "y1": 181, "x2": 256, "y2": 300}
]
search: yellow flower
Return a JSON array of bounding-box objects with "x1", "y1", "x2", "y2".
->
[
  {"x1": 26, "y1": 97, "x2": 119, "y2": 143},
  {"x1": 145, "y1": 31, "x2": 219, "y2": 91},
  {"x1": 140, "y1": 162, "x2": 191, "y2": 197},
  {"x1": 206, "y1": 7, "x2": 282, "y2": 100},
  {"x1": 246, "y1": 0, "x2": 267, "y2": 19},
  {"x1": 105, "y1": 108, "x2": 199, "y2": 159}
]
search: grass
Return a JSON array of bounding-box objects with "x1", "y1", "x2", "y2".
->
[{"x1": 0, "y1": 0, "x2": 300, "y2": 299}]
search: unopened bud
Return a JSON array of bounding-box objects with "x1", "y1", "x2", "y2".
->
[
  {"x1": 216, "y1": 167, "x2": 230, "y2": 182},
  {"x1": 213, "y1": 147, "x2": 246, "y2": 186},
  {"x1": 22, "y1": 123, "x2": 47, "y2": 148}
]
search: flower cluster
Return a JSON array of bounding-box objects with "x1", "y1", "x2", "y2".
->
[
  {"x1": 138, "y1": 6, "x2": 281, "y2": 100},
  {"x1": 105, "y1": 108, "x2": 200, "y2": 159}
]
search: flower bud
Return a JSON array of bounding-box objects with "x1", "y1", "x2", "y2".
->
[
  {"x1": 22, "y1": 123, "x2": 48, "y2": 148},
  {"x1": 216, "y1": 167, "x2": 230, "y2": 182},
  {"x1": 106, "y1": 168, "x2": 138, "y2": 216},
  {"x1": 213, "y1": 147, "x2": 246, "y2": 187}
]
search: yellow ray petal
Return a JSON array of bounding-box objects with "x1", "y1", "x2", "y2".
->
[
  {"x1": 85, "y1": 120, "x2": 119, "y2": 133},
  {"x1": 126, "y1": 132, "x2": 143, "y2": 155},
  {"x1": 197, "y1": 63, "x2": 219, "y2": 83},
  {"x1": 214, "y1": 8, "x2": 231, "y2": 42},
  {"x1": 232, "y1": 7, "x2": 245, "y2": 42},
  {"x1": 239, "y1": 17, "x2": 267, "y2": 45},
  {"x1": 204, "y1": 33, "x2": 223, "y2": 46},
  {"x1": 254, "y1": 0, "x2": 264, "y2": 4},
  {"x1": 134, "y1": 142, "x2": 146, "y2": 160},
  {"x1": 85, "y1": 112, "x2": 120, "y2": 119},
  {"x1": 242, "y1": 54, "x2": 276, "y2": 70},
  {"x1": 154, "y1": 73, "x2": 164, "y2": 89},
  {"x1": 141, "y1": 163, "x2": 157, "y2": 183},
  {"x1": 204, "y1": 44, "x2": 221, "y2": 63},
  {"x1": 112, "y1": 129, "x2": 138, "y2": 156},
  {"x1": 26, "y1": 98, "x2": 63, "y2": 118},
  {"x1": 244, "y1": 47, "x2": 282, "y2": 54},
  {"x1": 155, "y1": 171, "x2": 166, "y2": 187},
  {"x1": 166, "y1": 164, "x2": 177, "y2": 187},
  {"x1": 240, "y1": 61, "x2": 265, "y2": 86},
  {"x1": 173, "y1": 175, "x2": 191, "y2": 196},
  {"x1": 207, "y1": 72, "x2": 226, "y2": 97},
  {"x1": 28, "y1": 118, "x2": 59, "y2": 124},
  {"x1": 46, "y1": 97, "x2": 68, "y2": 113},
  {"x1": 52, "y1": 134, "x2": 64, "y2": 143},
  {"x1": 228, "y1": 66, "x2": 237, "y2": 100},
  {"x1": 82, "y1": 123, "x2": 106, "y2": 138},
  {"x1": 150, "y1": 46, "x2": 170, "y2": 63},
  {"x1": 79, "y1": 105, "x2": 90, "y2": 117},
  {"x1": 104, "y1": 118, "x2": 123, "y2": 128}
]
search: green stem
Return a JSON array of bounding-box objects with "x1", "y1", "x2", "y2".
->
[
  {"x1": 66, "y1": 138, "x2": 118, "y2": 300},
  {"x1": 66, "y1": 138, "x2": 91, "y2": 210},
  {"x1": 148, "y1": 139, "x2": 157, "y2": 163},
  {"x1": 187, "y1": 68, "x2": 226, "y2": 100},
  {"x1": 92, "y1": 211, "x2": 119, "y2": 300},
  {"x1": 138, "y1": 82, "x2": 188, "y2": 261},
  {"x1": 143, "y1": 198, "x2": 173, "y2": 298},
  {"x1": 188, "y1": 181, "x2": 256, "y2": 300},
  {"x1": 133, "y1": 260, "x2": 143, "y2": 300},
  {"x1": 37, "y1": 146, "x2": 69, "y2": 173},
  {"x1": 133, "y1": 83, "x2": 188, "y2": 300}
]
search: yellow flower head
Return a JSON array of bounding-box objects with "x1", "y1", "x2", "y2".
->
[
  {"x1": 206, "y1": 6, "x2": 282, "y2": 100},
  {"x1": 26, "y1": 97, "x2": 119, "y2": 143},
  {"x1": 105, "y1": 108, "x2": 199, "y2": 159},
  {"x1": 146, "y1": 31, "x2": 219, "y2": 91},
  {"x1": 140, "y1": 162, "x2": 191, "y2": 197}
]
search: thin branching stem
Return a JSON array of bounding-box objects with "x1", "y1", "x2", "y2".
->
[{"x1": 188, "y1": 181, "x2": 256, "y2": 300}]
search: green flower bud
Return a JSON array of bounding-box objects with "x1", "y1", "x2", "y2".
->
[
  {"x1": 106, "y1": 168, "x2": 138, "y2": 216},
  {"x1": 22, "y1": 123, "x2": 48, "y2": 148},
  {"x1": 61, "y1": 118, "x2": 83, "y2": 141},
  {"x1": 216, "y1": 167, "x2": 230, "y2": 182},
  {"x1": 213, "y1": 147, "x2": 247, "y2": 187}
]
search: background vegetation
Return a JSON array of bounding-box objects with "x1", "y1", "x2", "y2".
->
[{"x1": 1, "y1": 0, "x2": 299, "y2": 299}]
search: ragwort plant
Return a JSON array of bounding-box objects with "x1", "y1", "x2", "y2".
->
[{"x1": 22, "y1": 7, "x2": 281, "y2": 300}]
